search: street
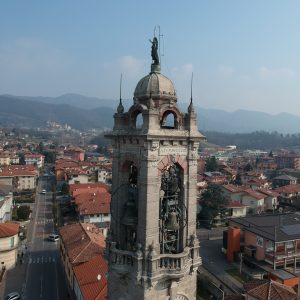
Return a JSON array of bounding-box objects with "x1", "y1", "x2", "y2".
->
[{"x1": 3, "y1": 173, "x2": 68, "y2": 300}]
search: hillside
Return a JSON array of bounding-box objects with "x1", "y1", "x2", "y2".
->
[{"x1": 1, "y1": 94, "x2": 300, "y2": 133}]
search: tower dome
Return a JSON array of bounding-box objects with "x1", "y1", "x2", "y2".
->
[{"x1": 134, "y1": 72, "x2": 177, "y2": 102}]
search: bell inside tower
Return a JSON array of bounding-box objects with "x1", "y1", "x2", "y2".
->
[
  {"x1": 159, "y1": 164, "x2": 186, "y2": 254},
  {"x1": 121, "y1": 162, "x2": 138, "y2": 251}
]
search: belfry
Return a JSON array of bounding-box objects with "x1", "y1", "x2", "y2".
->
[{"x1": 106, "y1": 36, "x2": 205, "y2": 300}]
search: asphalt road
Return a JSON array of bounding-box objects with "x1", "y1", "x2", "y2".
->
[{"x1": 22, "y1": 174, "x2": 68, "y2": 300}]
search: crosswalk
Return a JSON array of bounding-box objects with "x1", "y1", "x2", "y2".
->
[
  {"x1": 28, "y1": 256, "x2": 56, "y2": 264},
  {"x1": 35, "y1": 219, "x2": 53, "y2": 225}
]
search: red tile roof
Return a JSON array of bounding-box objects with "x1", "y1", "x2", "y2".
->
[
  {"x1": 226, "y1": 201, "x2": 247, "y2": 208},
  {"x1": 222, "y1": 184, "x2": 244, "y2": 193},
  {"x1": 244, "y1": 279, "x2": 297, "y2": 300},
  {"x1": 0, "y1": 223, "x2": 19, "y2": 238},
  {"x1": 73, "y1": 255, "x2": 107, "y2": 300},
  {"x1": 59, "y1": 223, "x2": 105, "y2": 265},
  {"x1": 274, "y1": 184, "x2": 300, "y2": 194},
  {"x1": 74, "y1": 191, "x2": 110, "y2": 215},
  {"x1": 258, "y1": 188, "x2": 279, "y2": 197},
  {"x1": 70, "y1": 183, "x2": 109, "y2": 195},
  {"x1": 243, "y1": 188, "x2": 266, "y2": 200}
]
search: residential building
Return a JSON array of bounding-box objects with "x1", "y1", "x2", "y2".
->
[
  {"x1": 0, "y1": 185, "x2": 13, "y2": 222},
  {"x1": 59, "y1": 223, "x2": 105, "y2": 292},
  {"x1": 24, "y1": 154, "x2": 44, "y2": 169},
  {"x1": 64, "y1": 147, "x2": 85, "y2": 162},
  {"x1": 73, "y1": 190, "x2": 111, "y2": 225},
  {"x1": 273, "y1": 174, "x2": 297, "y2": 188},
  {"x1": 274, "y1": 184, "x2": 300, "y2": 204},
  {"x1": 225, "y1": 201, "x2": 247, "y2": 218},
  {"x1": 0, "y1": 223, "x2": 19, "y2": 270},
  {"x1": 275, "y1": 154, "x2": 300, "y2": 170},
  {"x1": 225, "y1": 213, "x2": 300, "y2": 271}
]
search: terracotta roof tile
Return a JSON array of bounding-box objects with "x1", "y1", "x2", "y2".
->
[
  {"x1": 73, "y1": 255, "x2": 107, "y2": 300},
  {"x1": 59, "y1": 223, "x2": 105, "y2": 265},
  {"x1": 244, "y1": 279, "x2": 297, "y2": 300},
  {"x1": 0, "y1": 223, "x2": 19, "y2": 238}
]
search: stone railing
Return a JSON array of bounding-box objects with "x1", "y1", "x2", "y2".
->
[{"x1": 108, "y1": 242, "x2": 143, "y2": 277}]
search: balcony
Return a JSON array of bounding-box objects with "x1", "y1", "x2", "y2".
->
[{"x1": 108, "y1": 242, "x2": 201, "y2": 281}]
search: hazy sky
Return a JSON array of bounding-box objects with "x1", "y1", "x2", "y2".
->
[{"x1": 1, "y1": 1, "x2": 300, "y2": 115}]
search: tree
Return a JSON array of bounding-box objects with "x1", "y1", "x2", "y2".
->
[
  {"x1": 16, "y1": 205, "x2": 31, "y2": 220},
  {"x1": 243, "y1": 163, "x2": 253, "y2": 172},
  {"x1": 19, "y1": 153, "x2": 26, "y2": 165},
  {"x1": 198, "y1": 184, "x2": 228, "y2": 228},
  {"x1": 43, "y1": 151, "x2": 56, "y2": 164},
  {"x1": 38, "y1": 142, "x2": 45, "y2": 154},
  {"x1": 234, "y1": 173, "x2": 242, "y2": 185},
  {"x1": 205, "y1": 156, "x2": 218, "y2": 172},
  {"x1": 269, "y1": 150, "x2": 274, "y2": 158},
  {"x1": 61, "y1": 182, "x2": 69, "y2": 195}
]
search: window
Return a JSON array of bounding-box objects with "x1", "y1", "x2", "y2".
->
[{"x1": 10, "y1": 236, "x2": 14, "y2": 248}]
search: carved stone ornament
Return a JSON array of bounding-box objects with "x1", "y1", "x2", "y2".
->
[{"x1": 151, "y1": 141, "x2": 159, "y2": 151}]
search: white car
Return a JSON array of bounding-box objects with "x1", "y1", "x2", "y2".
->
[
  {"x1": 4, "y1": 292, "x2": 21, "y2": 300},
  {"x1": 48, "y1": 234, "x2": 59, "y2": 242},
  {"x1": 41, "y1": 189, "x2": 46, "y2": 194}
]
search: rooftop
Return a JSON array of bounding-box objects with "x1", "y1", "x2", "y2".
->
[{"x1": 230, "y1": 213, "x2": 300, "y2": 242}]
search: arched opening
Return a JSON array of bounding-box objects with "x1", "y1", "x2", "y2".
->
[
  {"x1": 121, "y1": 161, "x2": 138, "y2": 251},
  {"x1": 160, "y1": 111, "x2": 178, "y2": 129},
  {"x1": 159, "y1": 163, "x2": 186, "y2": 254},
  {"x1": 136, "y1": 113, "x2": 143, "y2": 129}
]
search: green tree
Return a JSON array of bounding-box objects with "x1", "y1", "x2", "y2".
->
[
  {"x1": 205, "y1": 156, "x2": 218, "y2": 172},
  {"x1": 43, "y1": 151, "x2": 56, "y2": 164},
  {"x1": 61, "y1": 182, "x2": 69, "y2": 195},
  {"x1": 19, "y1": 153, "x2": 26, "y2": 165},
  {"x1": 244, "y1": 163, "x2": 253, "y2": 172},
  {"x1": 38, "y1": 142, "x2": 45, "y2": 154},
  {"x1": 234, "y1": 173, "x2": 242, "y2": 185},
  {"x1": 17, "y1": 205, "x2": 31, "y2": 220},
  {"x1": 198, "y1": 184, "x2": 228, "y2": 227}
]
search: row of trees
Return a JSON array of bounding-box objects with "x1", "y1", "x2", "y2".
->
[{"x1": 205, "y1": 131, "x2": 300, "y2": 150}]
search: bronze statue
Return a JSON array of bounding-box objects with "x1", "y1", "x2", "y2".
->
[{"x1": 149, "y1": 37, "x2": 159, "y2": 65}]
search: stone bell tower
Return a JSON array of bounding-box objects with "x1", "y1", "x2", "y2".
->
[{"x1": 106, "y1": 37, "x2": 205, "y2": 300}]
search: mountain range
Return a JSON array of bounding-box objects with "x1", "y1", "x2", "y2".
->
[{"x1": 0, "y1": 93, "x2": 300, "y2": 133}]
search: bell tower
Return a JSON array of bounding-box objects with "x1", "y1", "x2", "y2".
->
[{"x1": 106, "y1": 36, "x2": 205, "y2": 300}]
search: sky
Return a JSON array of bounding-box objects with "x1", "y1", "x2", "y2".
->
[{"x1": 1, "y1": 1, "x2": 300, "y2": 115}]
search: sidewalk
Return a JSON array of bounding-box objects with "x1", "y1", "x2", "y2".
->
[{"x1": 0, "y1": 250, "x2": 28, "y2": 298}]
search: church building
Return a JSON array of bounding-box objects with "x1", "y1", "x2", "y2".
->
[{"x1": 106, "y1": 36, "x2": 205, "y2": 300}]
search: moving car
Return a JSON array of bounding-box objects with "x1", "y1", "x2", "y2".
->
[
  {"x1": 41, "y1": 189, "x2": 46, "y2": 194},
  {"x1": 4, "y1": 292, "x2": 21, "y2": 300},
  {"x1": 48, "y1": 234, "x2": 59, "y2": 242}
]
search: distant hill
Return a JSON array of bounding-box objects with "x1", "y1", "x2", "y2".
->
[
  {"x1": 1, "y1": 93, "x2": 300, "y2": 133},
  {"x1": 0, "y1": 95, "x2": 114, "y2": 130}
]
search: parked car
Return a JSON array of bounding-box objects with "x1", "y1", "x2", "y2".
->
[
  {"x1": 4, "y1": 292, "x2": 21, "y2": 300},
  {"x1": 41, "y1": 189, "x2": 46, "y2": 194},
  {"x1": 48, "y1": 234, "x2": 59, "y2": 242}
]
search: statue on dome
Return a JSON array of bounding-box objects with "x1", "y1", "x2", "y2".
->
[{"x1": 149, "y1": 37, "x2": 159, "y2": 65}]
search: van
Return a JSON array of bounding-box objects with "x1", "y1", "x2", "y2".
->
[{"x1": 48, "y1": 234, "x2": 59, "y2": 242}]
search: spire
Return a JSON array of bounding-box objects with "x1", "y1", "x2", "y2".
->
[
  {"x1": 188, "y1": 72, "x2": 195, "y2": 113},
  {"x1": 117, "y1": 73, "x2": 124, "y2": 113}
]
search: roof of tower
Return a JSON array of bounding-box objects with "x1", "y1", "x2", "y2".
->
[
  {"x1": 134, "y1": 71, "x2": 177, "y2": 101},
  {"x1": 134, "y1": 36, "x2": 177, "y2": 102}
]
